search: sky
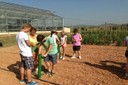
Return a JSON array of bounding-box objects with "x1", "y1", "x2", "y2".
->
[{"x1": 0, "y1": 0, "x2": 128, "y2": 25}]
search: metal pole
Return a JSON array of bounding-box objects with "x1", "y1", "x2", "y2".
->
[
  {"x1": 38, "y1": 54, "x2": 42, "y2": 79},
  {"x1": 62, "y1": 18, "x2": 64, "y2": 31}
]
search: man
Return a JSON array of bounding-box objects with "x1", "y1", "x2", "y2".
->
[{"x1": 16, "y1": 23, "x2": 38, "y2": 85}]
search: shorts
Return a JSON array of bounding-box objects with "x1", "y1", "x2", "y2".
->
[
  {"x1": 44, "y1": 53, "x2": 57, "y2": 64},
  {"x1": 34, "y1": 47, "x2": 38, "y2": 53},
  {"x1": 73, "y1": 46, "x2": 81, "y2": 51},
  {"x1": 125, "y1": 50, "x2": 128, "y2": 58},
  {"x1": 20, "y1": 54, "x2": 34, "y2": 69}
]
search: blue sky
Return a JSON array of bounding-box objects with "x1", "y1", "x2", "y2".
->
[{"x1": 0, "y1": 0, "x2": 128, "y2": 25}]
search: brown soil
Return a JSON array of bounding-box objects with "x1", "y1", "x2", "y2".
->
[{"x1": 0, "y1": 44, "x2": 128, "y2": 85}]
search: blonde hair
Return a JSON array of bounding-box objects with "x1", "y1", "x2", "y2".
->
[{"x1": 22, "y1": 23, "x2": 32, "y2": 29}]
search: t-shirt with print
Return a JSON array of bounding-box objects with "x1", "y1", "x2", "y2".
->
[
  {"x1": 43, "y1": 37, "x2": 58, "y2": 54},
  {"x1": 16, "y1": 31, "x2": 32, "y2": 57}
]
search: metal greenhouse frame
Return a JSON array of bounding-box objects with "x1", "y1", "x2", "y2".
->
[{"x1": 0, "y1": 1, "x2": 64, "y2": 32}]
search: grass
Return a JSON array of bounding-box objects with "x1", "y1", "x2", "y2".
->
[{"x1": 0, "y1": 35, "x2": 17, "y2": 47}]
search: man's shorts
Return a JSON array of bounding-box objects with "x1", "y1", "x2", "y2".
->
[
  {"x1": 125, "y1": 50, "x2": 128, "y2": 58},
  {"x1": 20, "y1": 54, "x2": 34, "y2": 69},
  {"x1": 73, "y1": 46, "x2": 81, "y2": 51},
  {"x1": 44, "y1": 53, "x2": 57, "y2": 64}
]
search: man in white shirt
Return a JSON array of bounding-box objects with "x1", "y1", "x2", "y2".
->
[{"x1": 16, "y1": 23, "x2": 37, "y2": 85}]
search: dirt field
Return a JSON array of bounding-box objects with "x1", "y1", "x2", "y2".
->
[{"x1": 0, "y1": 44, "x2": 128, "y2": 85}]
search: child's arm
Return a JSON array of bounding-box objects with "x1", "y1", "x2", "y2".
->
[
  {"x1": 79, "y1": 34, "x2": 82, "y2": 41},
  {"x1": 43, "y1": 44, "x2": 52, "y2": 57},
  {"x1": 25, "y1": 40, "x2": 35, "y2": 47},
  {"x1": 38, "y1": 45, "x2": 43, "y2": 54},
  {"x1": 56, "y1": 36, "x2": 60, "y2": 44},
  {"x1": 72, "y1": 35, "x2": 76, "y2": 42},
  {"x1": 43, "y1": 38, "x2": 53, "y2": 57}
]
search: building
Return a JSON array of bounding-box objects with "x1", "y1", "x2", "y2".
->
[
  {"x1": 0, "y1": 1, "x2": 64, "y2": 32},
  {"x1": 63, "y1": 27, "x2": 71, "y2": 33}
]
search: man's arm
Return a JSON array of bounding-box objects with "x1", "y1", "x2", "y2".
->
[{"x1": 25, "y1": 40, "x2": 35, "y2": 47}]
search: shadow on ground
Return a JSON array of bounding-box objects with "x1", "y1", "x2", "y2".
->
[
  {"x1": 84, "y1": 60, "x2": 126, "y2": 79},
  {"x1": 7, "y1": 61, "x2": 59, "y2": 84},
  {"x1": 7, "y1": 61, "x2": 21, "y2": 80},
  {"x1": 65, "y1": 54, "x2": 72, "y2": 58}
]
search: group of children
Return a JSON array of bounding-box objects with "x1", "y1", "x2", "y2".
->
[
  {"x1": 16, "y1": 23, "x2": 82, "y2": 85},
  {"x1": 16, "y1": 23, "x2": 128, "y2": 85}
]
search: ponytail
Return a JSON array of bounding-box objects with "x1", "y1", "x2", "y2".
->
[{"x1": 51, "y1": 30, "x2": 57, "y2": 37}]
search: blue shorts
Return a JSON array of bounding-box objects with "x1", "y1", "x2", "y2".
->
[{"x1": 44, "y1": 53, "x2": 57, "y2": 64}]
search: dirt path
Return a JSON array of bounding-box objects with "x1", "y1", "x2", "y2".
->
[{"x1": 0, "y1": 44, "x2": 128, "y2": 85}]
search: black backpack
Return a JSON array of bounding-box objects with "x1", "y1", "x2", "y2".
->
[{"x1": 0, "y1": 42, "x2": 3, "y2": 47}]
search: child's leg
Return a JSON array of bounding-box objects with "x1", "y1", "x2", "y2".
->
[
  {"x1": 71, "y1": 51, "x2": 76, "y2": 58},
  {"x1": 63, "y1": 46, "x2": 65, "y2": 57},
  {"x1": 73, "y1": 51, "x2": 76, "y2": 56},
  {"x1": 51, "y1": 54, "x2": 57, "y2": 73},
  {"x1": 78, "y1": 51, "x2": 81, "y2": 59},
  {"x1": 78, "y1": 51, "x2": 81, "y2": 56},
  {"x1": 61, "y1": 46, "x2": 65, "y2": 57},
  {"x1": 72, "y1": 46, "x2": 76, "y2": 57},
  {"x1": 51, "y1": 63, "x2": 55, "y2": 73},
  {"x1": 45, "y1": 62, "x2": 51, "y2": 72},
  {"x1": 34, "y1": 52, "x2": 38, "y2": 68}
]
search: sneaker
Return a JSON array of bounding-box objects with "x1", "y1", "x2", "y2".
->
[
  {"x1": 78, "y1": 56, "x2": 81, "y2": 59},
  {"x1": 46, "y1": 71, "x2": 51, "y2": 75},
  {"x1": 48, "y1": 72, "x2": 55, "y2": 77},
  {"x1": 32, "y1": 70, "x2": 37, "y2": 76},
  {"x1": 20, "y1": 80, "x2": 25, "y2": 84},
  {"x1": 26, "y1": 81, "x2": 38, "y2": 85},
  {"x1": 62, "y1": 57, "x2": 65, "y2": 60},
  {"x1": 125, "y1": 73, "x2": 128, "y2": 77},
  {"x1": 60, "y1": 56, "x2": 63, "y2": 59},
  {"x1": 71, "y1": 56, "x2": 76, "y2": 59}
]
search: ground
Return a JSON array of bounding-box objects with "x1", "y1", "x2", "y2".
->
[{"x1": 0, "y1": 44, "x2": 128, "y2": 85}]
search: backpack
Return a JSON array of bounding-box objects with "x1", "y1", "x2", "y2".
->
[{"x1": 0, "y1": 42, "x2": 3, "y2": 47}]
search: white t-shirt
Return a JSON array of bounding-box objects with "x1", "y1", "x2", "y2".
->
[
  {"x1": 49, "y1": 34, "x2": 58, "y2": 47},
  {"x1": 60, "y1": 35, "x2": 67, "y2": 46},
  {"x1": 16, "y1": 31, "x2": 32, "y2": 57}
]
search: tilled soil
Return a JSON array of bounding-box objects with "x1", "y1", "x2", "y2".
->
[{"x1": 0, "y1": 44, "x2": 128, "y2": 85}]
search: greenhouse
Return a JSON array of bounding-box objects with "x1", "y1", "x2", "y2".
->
[{"x1": 0, "y1": 1, "x2": 64, "y2": 32}]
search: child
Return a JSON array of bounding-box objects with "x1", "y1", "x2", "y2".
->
[
  {"x1": 60, "y1": 31, "x2": 67, "y2": 60},
  {"x1": 71, "y1": 29, "x2": 82, "y2": 59},
  {"x1": 28, "y1": 27, "x2": 38, "y2": 73},
  {"x1": 37, "y1": 34, "x2": 58, "y2": 77},
  {"x1": 49, "y1": 30, "x2": 60, "y2": 62},
  {"x1": 123, "y1": 36, "x2": 128, "y2": 78},
  {"x1": 16, "y1": 23, "x2": 38, "y2": 85},
  {"x1": 29, "y1": 27, "x2": 38, "y2": 55},
  {"x1": 49, "y1": 30, "x2": 60, "y2": 47}
]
